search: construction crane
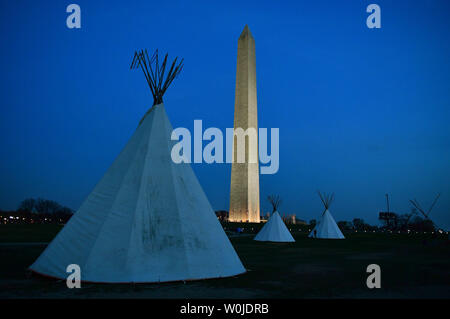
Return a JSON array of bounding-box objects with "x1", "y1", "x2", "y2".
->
[{"x1": 409, "y1": 193, "x2": 441, "y2": 230}]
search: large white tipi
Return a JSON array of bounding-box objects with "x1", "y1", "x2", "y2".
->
[
  {"x1": 309, "y1": 192, "x2": 345, "y2": 239},
  {"x1": 254, "y1": 195, "x2": 295, "y2": 242},
  {"x1": 29, "y1": 49, "x2": 246, "y2": 283}
]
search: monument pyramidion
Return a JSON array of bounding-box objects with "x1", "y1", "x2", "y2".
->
[{"x1": 29, "y1": 49, "x2": 246, "y2": 283}]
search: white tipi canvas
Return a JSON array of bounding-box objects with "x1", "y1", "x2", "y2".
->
[
  {"x1": 308, "y1": 209, "x2": 345, "y2": 239},
  {"x1": 30, "y1": 50, "x2": 246, "y2": 283},
  {"x1": 30, "y1": 103, "x2": 246, "y2": 283},
  {"x1": 254, "y1": 211, "x2": 295, "y2": 242},
  {"x1": 309, "y1": 192, "x2": 345, "y2": 239}
]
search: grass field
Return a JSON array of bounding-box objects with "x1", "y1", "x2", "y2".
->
[{"x1": 0, "y1": 224, "x2": 449, "y2": 298}]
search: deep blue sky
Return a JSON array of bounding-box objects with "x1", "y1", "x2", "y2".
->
[{"x1": 1, "y1": 0, "x2": 449, "y2": 229}]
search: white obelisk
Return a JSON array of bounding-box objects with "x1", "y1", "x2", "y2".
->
[{"x1": 229, "y1": 25, "x2": 260, "y2": 223}]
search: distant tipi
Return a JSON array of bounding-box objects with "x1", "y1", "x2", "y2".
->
[
  {"x1": 309, "y1": 192, "x2": 345, "y2": 239},
  {"x1": 29, "y1": 49, "x2": 246, "y2": 283},
  {"x1": 254, "y1": 195, "x2": 295, "y2": 242}
]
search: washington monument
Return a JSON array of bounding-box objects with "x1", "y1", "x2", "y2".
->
[{"x1": 229, "y1": 25, "x2": 260, "y2": 223}]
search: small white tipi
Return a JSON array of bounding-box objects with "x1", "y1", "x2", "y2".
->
[
  {"x1": 254, "y1": 195, "x2": 295, "y2": 242},
  {"x1": 29, "y1": 49, "x2": 246, "y2": 283},
  {"x1": 309, "y1": 192, "x2": 345, "y2": 239}
]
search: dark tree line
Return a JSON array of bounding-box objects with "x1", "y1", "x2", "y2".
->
[
  {"x1": 18, "y1": 198, "x2": 73, "y2": 215},
  {"x1": 215, "y1": 210, "x2": 228, "y2": 222},
  {"x1": 336, "y1": 219, "x2": 378, "y2": 232},
  {"x1": 0, "y1": 198, "x2": 75, "y2": 224},
  {"x1": 378, "y1": 208, "x2": 435, "y2": 232}
]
